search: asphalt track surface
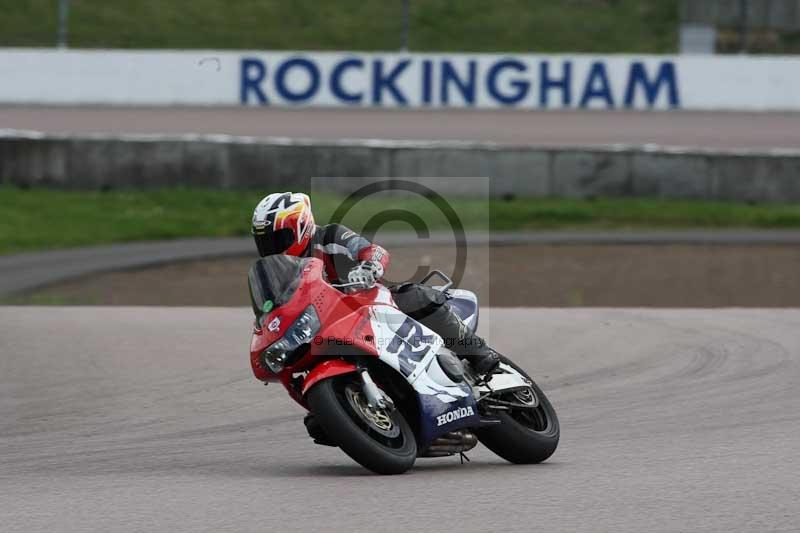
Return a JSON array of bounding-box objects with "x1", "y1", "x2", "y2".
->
[
  {"x1": 3, "y1": 107, "x2": 800, "y2": 149},
  {"x1": 2, "y1": 307, "x2": 799, "y2": 532}
]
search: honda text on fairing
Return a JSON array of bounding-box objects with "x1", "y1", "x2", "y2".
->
[{"x1": 247, "y1": 255, "x2": 559, "y2": 474}]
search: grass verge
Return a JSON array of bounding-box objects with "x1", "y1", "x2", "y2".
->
[
  {"x1": 0, "y1": 0, "x2": 677, "y2": 53},
  {"x1": 2, "y1": 186, "x2": 800, "y2": 255}
]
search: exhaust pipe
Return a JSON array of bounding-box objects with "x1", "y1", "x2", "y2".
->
[{"x1": 419, "y1": 430, "x2": 478, "y2": 457}]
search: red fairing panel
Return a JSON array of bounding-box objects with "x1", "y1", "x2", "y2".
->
[
  {"x1": 249, "y1": 256, "x2": 388, "y2": 375},
  {"x1": 249, "y1": 259, "x2": 331, "y2": 383},
  {"x1": 250, "y1": 326, "x2": 277, "y2": 382},
  {"x1": 301, "y1": 359, "x2": 358, "y2": 396},
  {"x1": 248, "y1": 256, "x2": 396, "y2": 408},
  {"x1": 309, "y1": 304, "x2": 380, "y2": 359}
]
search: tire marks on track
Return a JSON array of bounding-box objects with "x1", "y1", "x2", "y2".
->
[{"x1": 2, "y1": 307, "x2": 800, "y2": 532}]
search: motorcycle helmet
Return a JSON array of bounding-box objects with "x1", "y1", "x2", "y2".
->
[{"x1": 252, "y1": 192, "x2": 315, "y2": 257}]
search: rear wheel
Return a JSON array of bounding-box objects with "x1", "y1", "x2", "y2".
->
[
  {"x1": 475, "y1": 357, "x2": 559, "y2": 464},
  {"x1": 307, "y1": 375, "x2": 417, "y2": 475}
]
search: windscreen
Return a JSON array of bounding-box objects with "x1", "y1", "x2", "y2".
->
[{"x1": 248, "y1": 254, "x2": 307, "y2": 319}]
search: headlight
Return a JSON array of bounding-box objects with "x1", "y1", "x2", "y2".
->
[{"x1": 260, "y1": 305, "x2": 320, "y2": 373}]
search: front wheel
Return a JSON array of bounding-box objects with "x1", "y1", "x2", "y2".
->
[
  {"x1": 475, "y1": 357, "x2": 559, "y2": 464},
  {"x1": 307, "y1": 375, "x2": 417, "y2": 475}
]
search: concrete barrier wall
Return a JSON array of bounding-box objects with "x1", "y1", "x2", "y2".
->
[{"x1": 2, "y1": 130, "x2": 800, "y2": 202}]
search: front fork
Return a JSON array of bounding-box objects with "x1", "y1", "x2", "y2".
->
[{"x1": 359, "y1": 369, "x2": 395, "y2": 411}]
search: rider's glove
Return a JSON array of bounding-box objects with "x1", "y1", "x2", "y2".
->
[{"x1": 347, "y1": 261, "x2": 384, "y2": 288}]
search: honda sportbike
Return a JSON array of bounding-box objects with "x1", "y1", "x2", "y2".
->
[{"x1": 248, "y1": 254, "x2": 559, "y2": 474}]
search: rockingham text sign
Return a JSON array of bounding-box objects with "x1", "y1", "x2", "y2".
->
[
  {"x1": 1, "y1": 49, "x2": 799, "y2": 110},
  {"x1": 238, "y1": 54, "x2": 679, "y2": 109}
]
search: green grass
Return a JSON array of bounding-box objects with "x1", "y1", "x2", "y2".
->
[
  {"x1": 0, "y1": 0, "x2": 678, "y2": 53},
  {"x1": 2, "y1": 186, "x2": 800, "y2": 255}
]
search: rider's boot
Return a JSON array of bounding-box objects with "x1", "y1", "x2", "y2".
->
[{"x1": 418, "y1": 303, "x2": 501, "y2": 378}]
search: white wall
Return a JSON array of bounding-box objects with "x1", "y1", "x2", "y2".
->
[{"x1": 1, "y1": 49, "x2": 799, "y2": 110}]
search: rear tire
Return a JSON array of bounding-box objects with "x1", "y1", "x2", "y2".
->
[
  {"x1": 475, "y1": 357, "x2": 559, "y2": 464},
  {"x1": 307, "y1": 375, "x2": 417, "y2": 475}
]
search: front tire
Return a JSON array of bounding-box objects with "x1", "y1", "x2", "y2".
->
[
  {"x1": 307, "y1": 375, "x2": 417, "y2": 475},
  {"x1": 475, "y1": 357, "x2": 559, "y2": 464}
]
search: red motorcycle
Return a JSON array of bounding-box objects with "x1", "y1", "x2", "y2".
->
[{"x1": 248, "y1": 254, "x2": 559, "y2": 474}]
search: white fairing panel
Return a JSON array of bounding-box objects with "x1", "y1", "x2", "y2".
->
[
  {"x1": 477, "y1": 362, "x2": 531, "y2": 395},
  {"x1": 369, "y1": 305, "x2": 468, "y2": 404},
  {"x1": 373, "y1": 285, "x2": 394, "y2": 305},
  {"x1": 446, "y1": 288, "x2": 479, "y2": 333}
]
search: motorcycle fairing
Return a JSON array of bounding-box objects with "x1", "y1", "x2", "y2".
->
[
  {"x1": 446, "y1": 288, "x2": 479, "y2": 334},
  {"x1": 369, "y1": 305, "x2": 480, "y2": 445},
  {"x1": 476, "y1": 362, "x2": 532, "y2": 395},
  {"x1": 301, "y1": 359, "x2": 360, "y2": 396}
]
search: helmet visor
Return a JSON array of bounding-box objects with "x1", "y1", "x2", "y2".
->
[{"x1": 255, "y1": 228, "x2": 296, "y2": 257}]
